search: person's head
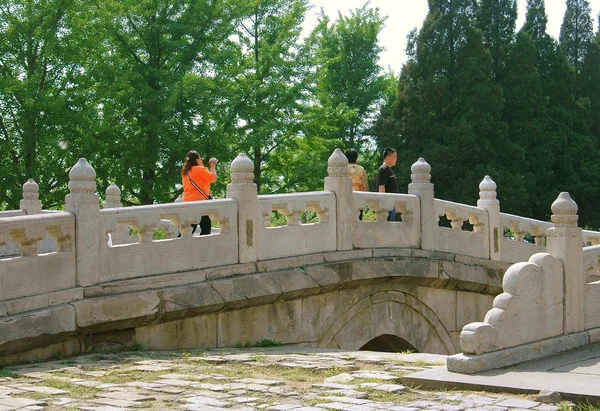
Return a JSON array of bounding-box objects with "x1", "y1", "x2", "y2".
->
[
  {"x1": 182, "y1": 150, "x2": 202, "y2": 176},
  {"x1": 382, "y1": 148, "x2": 397, "y2": 167},
  {"x1": 345, "y1": 148, "x2": 359, "y2": 164}
]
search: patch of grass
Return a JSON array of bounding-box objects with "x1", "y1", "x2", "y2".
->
[
  {"x1": 250, "y1": 353, "x2": 267, "y2": 362},
  {"x1": 0, "y1": 368, "x2": 14, "y2": 378},
  {"x1": 41, "y1": 378, "x2": 100, "y2": 399},
  {"x1": 97, "y1": 369, "x2": 174, "y2": 384},
  {"x1": 132, "y1": 343, "x2": 146, "y2": 352},
  {"x1": 359, "y1": 385, "x2": 418, "y2": 402},
  {"x1": 254, "y1": 339, "x2": 281, "y2": 347},
  {"x1": 60, "y1": 360, "x2": 77, "y2": 366}
]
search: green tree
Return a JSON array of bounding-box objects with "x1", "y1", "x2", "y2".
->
[
  {"x1": 304, "y1": 4, "x2": 386, "y2": 148},
  {"x1": 225, "y1": 0, "x2": 311, "y2": 193},
  {"x1": 0, "y1": 0, "x2": 93, "y2": 208},
  {"x1": 559, "y1": 0, "x2": 594, "y2": 93},
  {"x1": 477, "y1": 0, "x2": 517, "y2": 81},
  {"x1": 87, "y1": 0, "x2": 245, "y2": 205}
]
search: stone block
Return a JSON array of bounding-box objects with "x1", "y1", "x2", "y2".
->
[
  {"x1": 440, "y1": 261, "x2": 490, "y2": 292},
  {"x1": 0, "y1": 302, "x2": 6, "y2": 317},
  {"x1": 6, "y1": 294, "x2": 48, "y2": 316},
  {"x1": 0, "y1": 305, "x2": 76, "y2": 355},
  {"x1": 456, "y1": 292, "x2": 495, "y2": 331},
  {"x1": 255, "y1": 254, "x2": 326, "y2": 273},
  {"x1": 159, "y1": 284, "x2": 225, "y2": 320},
  {"x1": 82, "y1": 328, "x2": 135, "y2": 353},
  {"x1": 417, "y1": 287, "x2": 457, "y2": 331},
  {"x1": 211, "y1": 273, "x2": 281, "y2": 309},
  {"x1": 74, "y1": 291, "x2": 160, "y2": 331},
  {"x1": 447, "y1": 331, "x2": 590, "y2": 374},
  {"x1": 206, "y1": 263, "x2": 256, "y2": 280},
  {"x1": 323, "y1": 249, "x2": 373, "y2": 262},
  {"x1": 267, "y1": 299, "x2": 303, "y2": 344},
  {"x1": 217, "y1": 305, "x2": 269, "y2": 347},
  {"x1": 372, "y1": 248, "x2": 412, "y2": 258},
  {"x1": 304, "y1": 265, "x2": 341, "y2": 289},
  {"x1": 588, "y1": 326, "x2": 600, "y2": 344},
  {"x1": 269, "y1": 268, "x2": 321, "y2": 300},
  {"x1": 136, "y1": 314, "x2": 218, "y2": 350},
  {"x1": 411, "y1": 249, "x2": 431, "y2": 259},
  {"x1": 301, "y1": 289, "x2": 362, "y2": 342},
  {"x1": 48, "y1": 288, "x2": 84, "y2": 306}
]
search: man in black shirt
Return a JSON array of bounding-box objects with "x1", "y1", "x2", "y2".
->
[{"x1": 376, "y1": 148, "x2": 398, "y2": 221}]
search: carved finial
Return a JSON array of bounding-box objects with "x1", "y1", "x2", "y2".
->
[
  {"x1": 230, "y1": 153, "x2": 254, "y2": 183},
  {"x1": 551, "y1": 192, "x2": 578, "y2": 227},
  {"x1": 68, "y1": 158, "x2": 97, "y2": 194},
  {"x1": 479, "y1": 175, "x2": 497, "y2": 201},
  {"x1": 22, "y1": 178, "x2": 39, "y2": 201},
  {"x1": 104, "y1": 184, "x2": 122, "y2": 208},
  {"x1": 410, "y1": 157, "x2": 431, "y2": 183},
  {"x1": 327, "y1": 148, "x2": 349, "y2": 178}
]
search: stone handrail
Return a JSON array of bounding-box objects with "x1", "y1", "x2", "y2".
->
[
  {"x1": 97, "y1": 199, "x2": 239, "y2": 283},
  {"x1": 500, "y1": 213, "x2": 551, "y2": 263},
  {"x1": 434, "y1": 199, "x2": 488, "y2": 259},
  {"x1": 583, "y1": 229, "x2": 600, "y2": 246},
  {"x1": 258, "y1": 191, "x2": 337, "y2": 260},
  {"x1": 0, "y1": 212, "x2": 76, "y2": 303},
  {"x1": 448, "y1": 192, "x2": 600, "y2": 374},
  {"x1": 352, "y1": 192, "x2": 420, "y2": 249}
]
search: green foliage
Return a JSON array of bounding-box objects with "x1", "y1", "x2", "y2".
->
[
  {"x1": 0, "y1": 368, "x2": 14, "y2": 378},
  {"x1": 254, "y1": 339, "x2": 281, "y2": 347}
]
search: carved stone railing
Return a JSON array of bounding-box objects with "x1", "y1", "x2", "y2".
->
[
  {"x1": 435, "y1": 199, "x2": 488, "y2": 259},
  {"x1": 0, "y1": 212, "x2": 76, "y2": 302},
  {"x1": 448, "y1": 192, "x2": 600, "y2": 374},
  {"x1": 258, "y1": 191, "x2": 336, "y2": 260},
  {"x1": 500, "y1": 213, "x2": 551, "y2": 263},
  {"x1": 98, "y1": 199, "x2": 238, "y2": 283},
  {"x1": 352, "y1": 192, "x2": 420, "y2": 249}
]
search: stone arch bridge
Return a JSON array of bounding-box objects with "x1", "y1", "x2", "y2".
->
[{"x1": 1, "y1": 150, "x2": 600, "y2": 373}]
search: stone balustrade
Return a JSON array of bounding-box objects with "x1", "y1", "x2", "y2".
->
[
  {"x1": 352, "y1": 192, "x2": 420, "y2": 249},
  {"x1": 434, "y1": 199, "x2": 488, "y2": 259},
  {"x1": 3, "y1": 149, "x2": 600, "y2": 366}
]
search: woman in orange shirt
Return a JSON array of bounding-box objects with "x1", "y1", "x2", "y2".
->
[{"x1": 181, "y1": 150, "x2": 218, "y2": 235}]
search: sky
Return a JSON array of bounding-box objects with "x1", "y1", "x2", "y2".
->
[{"x1": 307, "y1": 0, "x2": 600, "y2": 73}]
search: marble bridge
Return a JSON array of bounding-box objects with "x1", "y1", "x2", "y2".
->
[{"x1": 2, "y1": 149, "x2": 600, "y2": 373}]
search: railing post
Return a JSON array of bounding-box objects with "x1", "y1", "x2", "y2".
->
[
  {"x1": 65, "y1": 158, "x2": 100, "y2": 287},
  {"x1": 227, "y1": 153, "x2": 259, "y2": 263},
  {"x1": 103, "y1": 183, "x2": 127, "y2": 245},
  {"x1": 477, "y1": 176, "x2": 502, "y2": 261},
  {"x1": 408, "y1": 158, "x2": 434, "y2": 251},
  {"x1": 20, "y1": 178, "x2": 42, "y2": 215},
  {"x1": 324, "y1": 148, "x2": 353, "y2": 251},
  {"x1": 547, "y1": 192, "x2": 584, "y2": 333}
]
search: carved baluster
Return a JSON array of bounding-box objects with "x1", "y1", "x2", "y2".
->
[
  {"x1": 306, "y1": 200, "x2": 328, "y2": 224},
  {"x1": 262, "y1": 204, "x2": 273, "y2": 228},
  {"x1": 367, "y1": 199, "x2": 393, "y2": 222},
  {"x1": 10, "y1": 225, "x2": 46, "y2": 256},
  {"x1": 509, "y1": 221, "x2": 526, "y2": 241},
  {"x1": 121, "y1": 216, "x2": 158, "y2": 243},
  {"x1": 469, "y1": 213, "x2": 484, "y2": 233},
  {"x1": 47, "y1": 222, "x2": 73, "y2": 252},
  {"x1": 446, "y1": 209, "x2": 466, "y2": 230},
  {"x1": 280, "y1": 200, "x2": 303, "y2": 226}
]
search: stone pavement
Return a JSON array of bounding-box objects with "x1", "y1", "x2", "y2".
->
[
  {"x1": 0, "y1": 347, "x2": 582, "y2": 411},
  {"x1": 405, "y1": 342, "x2": 600, "y2": 403}
]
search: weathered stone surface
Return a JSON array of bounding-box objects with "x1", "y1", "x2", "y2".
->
[
  {"x1": 0, "y1": 305, "x2": 76, "y2": 355},
  {"x1": 74, "y1": 291, "x2": 160, "y2": 331},
  {"x1": 159, "y1": 284, "x2": 225, "y2": 319},
  {"x1": 211, "y1": 272, "x2": 281, "y2": 309},
  {"x1": 136, "y1": 314, "x2": 217, "y2": 350},
  {"x1": 447, "y1": 331, "x2": 590, "y2": 374}
]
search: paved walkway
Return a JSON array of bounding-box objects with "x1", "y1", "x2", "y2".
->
[
  {"x1": 405, "y1": 342, "x2": 600, "y2": 403},
  {"x1": 0, "y1": 347, "x2": 579, "y2": 411}
]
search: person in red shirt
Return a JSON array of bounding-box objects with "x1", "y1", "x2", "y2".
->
[{"x1": 181, "y1": 150, "x2": 218, "y2": 235}]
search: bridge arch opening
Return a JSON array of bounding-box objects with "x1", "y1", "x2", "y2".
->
[{"x1": 359, "y1": 334, "x2": 418, "y2": 353}]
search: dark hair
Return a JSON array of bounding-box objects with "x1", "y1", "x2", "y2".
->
[
  {"x1": 182, "y1": 150, "x2": 200, "y2": 176},
  {"x1": 345, "y1": 148, "x2": 359, "y2": 164},
  {"x1": 382, "y1": 147, "x2": 397, "y2": 159}
]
